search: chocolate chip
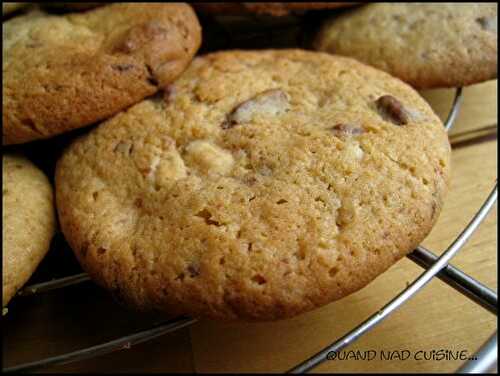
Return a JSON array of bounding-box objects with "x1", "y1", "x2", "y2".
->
[
  {"x1": 138, "y1": 167, "x2": 151, "y2": 175},
  {"x1": 476, "y1": 16, "x2": 497, "y2": 32},
  {"x1": 223, "y1": 89, "x2": 290, "y2": 129},
  {"x1": 187, "y1": 264, "x2": 200, "y2": 277},
  {"x1": 376, "y1": 95, "x2": 410, "y2": 125},
  {"x1": 330, "y1": 123, "x2": 364, "y2": 136},
  {"x1": 134, "y1": 198, "x2": 143, "y2": 208},
  {"x1": 195, "y1": 208, "x2": 222, "y2": 226},
  {"x1": 175, "y1": 273, "x2": 185, "y2": 281},
  {"x1": 431, "y1": 200, "x2": 437, "y2": 219},
  {"x1": 111, "y1": 63, "x2": 135, "y2": 72},
  {"x1": 251, "y1": 274, "x2": 266, "y2": 285},
  {"x1": 243, "y1": 175, "x2": 257, "y2": 186},
  {"x1": 221, "y1": 119, "x2": 234, "y2": 130}
]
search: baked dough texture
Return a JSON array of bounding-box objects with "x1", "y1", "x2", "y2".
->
[
  {"x1": 3, "y1": 3, "x2": 201, "y2": 145},
  {"x1": 56, "y1": 50, "x2": 451, "y2": 321},
  {"x1": 3, "y1": 154, "x2": 56, "y2": 307},
  {"x1": 314, "y1": 3, "x2": 497, "y2": 89}
]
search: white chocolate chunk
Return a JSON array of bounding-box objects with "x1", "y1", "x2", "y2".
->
[
  {"x1": 345, "y1": 141, "x2": 364, "y2": 161},
  {"x1": 185, "y1": 140, "x2": 234, "y2": 175},
  {"x1": 155, "y1": 151, "x2": 187, "y2": 183},
  {"x1": 226, "y1": 89, "x2": 290, "y2": 126}
]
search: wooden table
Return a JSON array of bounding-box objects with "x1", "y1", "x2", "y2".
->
[{"x1": 3, "y1": 80, "x2": 497, "y2": 374}]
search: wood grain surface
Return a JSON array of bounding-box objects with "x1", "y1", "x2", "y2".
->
[{"x1": 2, "y1": 73, "x2": 497, "y2": 374}]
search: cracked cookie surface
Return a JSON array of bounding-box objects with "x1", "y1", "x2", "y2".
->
[
  {"x1": 56, "y1": 49, "x2": 451, "y2": 321},
  {"x1": 3, "y1": 3, "x2": 201, "y2": 145},
  {"x1": 314, "y1": 3, "x2": 497, "y2": 89},
  {"x1": 3, "y1": 154, "x2": 56, "y2": 307}
]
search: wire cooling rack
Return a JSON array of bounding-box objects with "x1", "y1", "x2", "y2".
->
[{"x1": 3, "y1": 86, "x2": 497, "y2": 373}]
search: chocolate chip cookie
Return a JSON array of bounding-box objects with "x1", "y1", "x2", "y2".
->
[
  {"x1": 56, "y1": 49, "x2": 451, "y2": 321},
  {"x1": 3, "y1": 154, "x2": 56, "y2": 307},
  {"x1": 314, "y1": 3, "x2": 497, "y2": 88},
  {"x1": 3, "y1": 3, "x2": 201, "y2": 145}
]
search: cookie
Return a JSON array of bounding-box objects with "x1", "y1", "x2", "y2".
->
[
  {"x1": 56, "y1": 49, "x2": 451, "y2": 321},
  {"x1": 3, "y1": 154, "x2": 56, "y2": 307},
  {"x1": 2, "y1": 2, "x2": 29, "y2": 16},
  {"x1": 314, "y1": 3, "x2": 497, "y2": 89},
  {"x1": 3, "y1": 3, "x2": 201, "y2": 145},
  {"x1": 194, "y1": 2, "x2": 359, "y2": 17}
]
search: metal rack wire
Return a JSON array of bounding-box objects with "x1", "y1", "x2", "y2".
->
[{"x1": 3, "y1": 87, "x2": 497, "y2": 373}]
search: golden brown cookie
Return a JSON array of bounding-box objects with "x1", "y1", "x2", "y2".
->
[
  {"x1": 314, "y1": 3, "x2": 497, "y2": 89},
  {"x1": 194, "y1": 2, "x2": 359, "y2": 17},
  {"x1": 56, "y1": 49, "x2": 451, "y2": 321},
  {"x1": 3, "y1": 154, "x2": 56, "y2": 307},
  {"x1": 3, "y1": 3, "x2": 201, "y2": 145}
]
